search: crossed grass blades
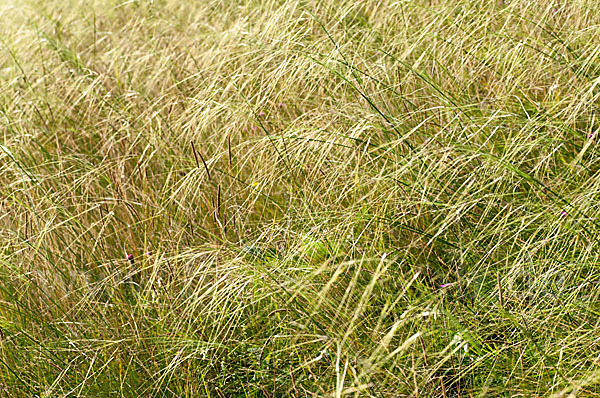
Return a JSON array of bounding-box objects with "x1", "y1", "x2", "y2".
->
[{"x1": 1, "y1": 0, "x2": 600, "y2": 396}]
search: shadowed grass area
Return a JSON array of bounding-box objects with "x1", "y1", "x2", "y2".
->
[{"x1": 1, "y1": 0, "x2": 600, "y2": 396}]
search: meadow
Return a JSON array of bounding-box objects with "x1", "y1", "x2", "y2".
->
[{"x1": 1, "y1": 0, "x2": 600, "y2": 396}]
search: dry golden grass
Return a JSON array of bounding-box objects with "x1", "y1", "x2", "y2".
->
[{"x1": 1, "y1": 0, "x2": 600, "y2": 396}]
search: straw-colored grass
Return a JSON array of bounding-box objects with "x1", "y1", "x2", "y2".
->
[{"x1": 1, "y1": 0, "x2": 600, "y2": 396}]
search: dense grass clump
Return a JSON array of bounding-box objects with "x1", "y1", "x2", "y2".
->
[{"x1": 1, "y1": 0, "x2": 600, "y2": 396}]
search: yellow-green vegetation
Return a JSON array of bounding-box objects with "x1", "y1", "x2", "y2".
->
[{"x1": 1, "y1": 0, "x2": 600, "y2": 396}]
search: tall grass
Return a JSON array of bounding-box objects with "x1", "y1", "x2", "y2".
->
[{"x1": 1, "y1": 0, "x2": 600, "y2": 396}]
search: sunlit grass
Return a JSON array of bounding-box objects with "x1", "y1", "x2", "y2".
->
[{"x1": 1, "y1": 0, "x2": 600, "y2": 396}]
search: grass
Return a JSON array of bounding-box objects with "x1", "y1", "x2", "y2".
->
[{"x1": 1, "y1": 0, "x2": 600, "y2": 396}]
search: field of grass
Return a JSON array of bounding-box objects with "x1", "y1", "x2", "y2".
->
[{"x1": 1, "y1": 0, "x2": 600, "y2": 396}]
